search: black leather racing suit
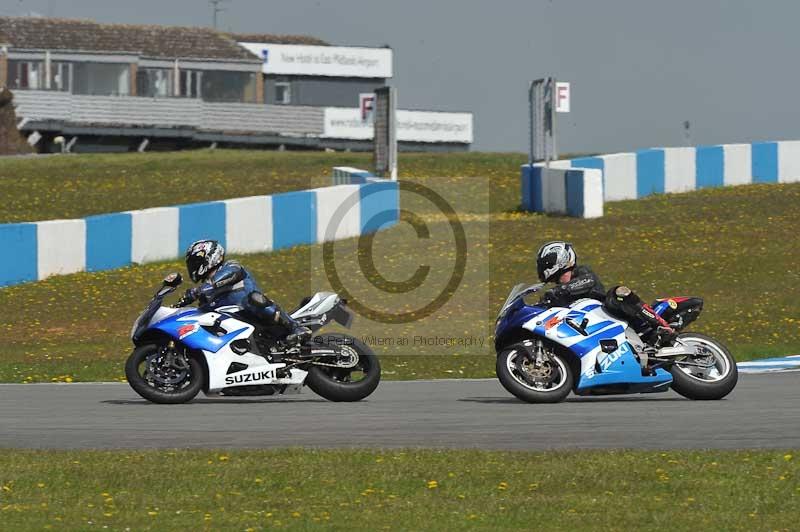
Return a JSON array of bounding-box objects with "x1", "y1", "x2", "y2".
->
[
  {"x1": 180, "y1": 260, "x2": 301, "y2": 332},
  {"x1": 540, "y1": 265, "x2": 672, "y2": 342},
  {"x1": 539, "y1": 265, "x2": 606, "y2": 307}
]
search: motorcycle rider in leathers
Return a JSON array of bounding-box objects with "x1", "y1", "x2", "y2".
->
[
  {"x1": 176, "y1": 239, "x2": 311, "y2": 345},
  {"x1": 535, "y1": 241, "x2": 675, "y2": 346}
]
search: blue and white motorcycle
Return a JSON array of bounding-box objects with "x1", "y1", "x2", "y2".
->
[
  {"x1": 126, "y1": 272, "x2": 380, "y2": 404},
  {"x1": 494, "y1": 283, "x2": 737, "y2": 403}
]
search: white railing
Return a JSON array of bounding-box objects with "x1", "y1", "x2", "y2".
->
[{"x1": 12, "y1": 90, "x2": 471, "y2": 143}]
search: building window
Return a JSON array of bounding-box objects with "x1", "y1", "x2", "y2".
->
[
  {"x1": 72, "y1": 63, "x2": 130, "y2": 96},
  {"x1": 8, "y1": 60, "x2": 44, "y2": 90},
  {"x1": 137, "y1": 68, "x2": 173, "y2": 97},
  {"x1": 180, "y1": 70, "x2": 202, "y2": 98},
  {"x1": 50, "y1": 62, "x2": 73, "y2": 92},
  {"x1": 275, "y1": 82, "x2": 291, "y2": 104},
  {"x1": 199, "y1": 71, "x2": 257, "y2": 103},
  {"x1": 8, "y1": 60, "x2": 72, "y2": 92}
]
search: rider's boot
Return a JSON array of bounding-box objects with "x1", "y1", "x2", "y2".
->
[
  {"x1": 611, "y1": 286, "x2": 676, "y2": 348},
  {"x1": 274, "y1": 306, "x2": 312, "y2": 345},
  {"x1": 638, "y1": 305, "x2": 677, "y2": 347}
]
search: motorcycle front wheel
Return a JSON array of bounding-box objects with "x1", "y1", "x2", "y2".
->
[
  {"x1": 125, "y1": 343, "x2": 204, "y2": 404},
  {"x1": 305, "y1": 333, "x2": 381, "y2": 402},
  {"x1": 496, "y1": 342, "x2": 574, "y2": 403}
]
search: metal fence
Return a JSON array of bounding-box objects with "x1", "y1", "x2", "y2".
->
[{"x1": 13, "y1": 91, "x2": 325, "y2": 137}]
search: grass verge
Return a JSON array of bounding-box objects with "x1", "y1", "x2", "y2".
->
[
  {"x1": 0, "y1": 150, "x2": 525, "y2": 222},
  {"x1": 1, "y1": 449, "x2": 798, "y2": 531}
]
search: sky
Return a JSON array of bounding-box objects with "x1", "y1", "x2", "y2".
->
[{"x1": 3, "y1": 0, "x2": 800, "y2": 154}]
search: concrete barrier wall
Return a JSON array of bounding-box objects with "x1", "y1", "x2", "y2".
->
[
  {"x1": 329, "y1": 169, "x2": 401, "y2": 231},
  {"x1": 567, "y1": 141, "x2": 800, "y2": 201},
  {"x1": 332, "y1": 166, "x2": 377, "y2": 185},
  {"x1": 520, "y1": 165, "x2": 603, "y2": 218},
  {"x1": 0, "y1": 182, "x2": 400, "y2": 287},
  {"x1": 522, "y1": 140, "x2": 800, "y2": 216}
]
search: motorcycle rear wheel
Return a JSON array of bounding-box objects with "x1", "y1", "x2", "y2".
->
[
  {"x1": 668, "y1": 333, "x2": 738, "y2": 400},
  {"x1": 305, "y1": 333, "x2": 381, "y2": 402},
  {"x1": 496, "y1": 342, "x2": 573, "y2": 403},
  {"x1": 125, "y1": 343, "x2": 204, "y2": 404}
]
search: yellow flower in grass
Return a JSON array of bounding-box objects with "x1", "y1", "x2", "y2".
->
[{"x1": 427, "y1": 480, "x2": 438, "y2": 489}]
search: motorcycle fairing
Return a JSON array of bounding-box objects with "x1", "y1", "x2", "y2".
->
[
  {"x1": 291, "y1": 292, "x2": 340, "y2": 320},
  {"x1": 145, "y1": 306, "x2": 308, "y2": 391},
  {"x1": 494, "y1": 301, "x2": 547, "y2": 349},
  {"x1": 149, "y1": 309, "x2": 251, "y2": 353},
  {"x1": 575, "y1": 337, "x2": 673, "y2": 393},
  {"x1": 518, "y1": 299, "x2": 673, "y2": 392}
]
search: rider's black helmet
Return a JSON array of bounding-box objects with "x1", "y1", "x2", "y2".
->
[
  {"x1": 185, "y1": 239, "x2": 225, "y2": 283},
  {"x1": 536, "y1": 241, "x2": 577, "y2": 283}
]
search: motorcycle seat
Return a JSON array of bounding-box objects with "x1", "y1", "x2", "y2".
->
[{"x1": 652, "y1": 297, "x2": 704, "y2": 326}]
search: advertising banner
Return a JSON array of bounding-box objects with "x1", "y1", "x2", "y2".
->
[
  {"x1": 239, "y1": 43, "x2": 393, "y2": 78},
  {"x1": 323, "y1": 108, "x2": 473, "y2": 144}
]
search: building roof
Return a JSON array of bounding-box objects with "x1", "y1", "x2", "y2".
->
[
  {"x1": 231, "y1": 33, "x2": 329, "y2": 46},
  {"x1": 0, "y1": 16, "x2": 259, "y2": 61}
]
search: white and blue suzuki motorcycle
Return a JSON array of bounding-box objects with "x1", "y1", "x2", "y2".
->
[
  {"x1": 126, "y1": 273, "x2": 380, "y2": 404},
  {"x1": 494, "y1": 283, "x2": 737, "y2": 403}
]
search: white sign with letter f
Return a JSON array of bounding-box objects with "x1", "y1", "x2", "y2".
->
[
  {"x1": 555, "y1": 82, "x2": 570, "y2": 113},
  {"x1": 360, "y1": 93, "x2": 375, "y2": 123}
]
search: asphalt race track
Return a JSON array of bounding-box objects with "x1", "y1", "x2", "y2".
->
[{"x1": 1, "y1": 373, "x2": 799, "y2": 450}]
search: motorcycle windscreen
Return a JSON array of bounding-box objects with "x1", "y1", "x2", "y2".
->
[
  {"x1": 497, "y1": 283, "x2": 545, "y2": 320},
  {"x1": 131, "y1": 299, "x2": 163, "y2": 341}
]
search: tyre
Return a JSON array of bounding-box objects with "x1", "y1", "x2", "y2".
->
[
  {"x1": 668, "y1": 332, "x2": 738, "y2": 400},
  {"x1": 125, "y1": 343, "x2": 204, "y2": 404},
  {"x1": 306, "y1": 333, "x2": 381, "y2": 402},
  {"x1": 496, "y1": 342, "x2": 574, "y2": 403}
]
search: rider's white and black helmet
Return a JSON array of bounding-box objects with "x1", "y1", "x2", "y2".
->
[
  {"x1": 536, "y1": 241, "x2": 577, "y2": 283},
  {"x1": 185, "y1": 239, "x2": 225, "y2": 283}
]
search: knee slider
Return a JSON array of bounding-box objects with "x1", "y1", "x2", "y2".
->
[
  {"x1": 248, "y1": 291, "x2": 273, "y2": 308},
  {"x1": 614, "y1": 285, "x2": 632, "y2": 299},
  {"x1": 614, "y1": 285, "x2": 641, "y2": 306}
]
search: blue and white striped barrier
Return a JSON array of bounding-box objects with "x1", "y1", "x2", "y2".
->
[
  {"x1": 737, "y1": 355, "x2": 800, "y2": 374},
  {"x1": 520, "y1": 165, "x2": 603, "y2": 218},
  {"x1": 0, "y1": 182, "x2": 399, "y2": 287},
  {"x1": 521, "y1": 140, "x2": 800, "y2": 215},
  {"x1": 332, "y1": 166, "x2": 377, "y2": 185}
]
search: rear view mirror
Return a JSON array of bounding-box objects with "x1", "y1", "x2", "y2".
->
[{"x1": 163, "y1": 272, "x2": 183, "y2": 287}]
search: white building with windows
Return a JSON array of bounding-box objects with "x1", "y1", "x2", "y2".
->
[{"x1": 0, "y1": 17, "x2": 472, "y2": 153}]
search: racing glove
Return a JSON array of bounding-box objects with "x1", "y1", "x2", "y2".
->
[
  {"x1": 540, "y1": 285, "x2": 568, "y2": 306},
  {"x1": 175, "y1": 287, "x2": 200, "y2": 307}
]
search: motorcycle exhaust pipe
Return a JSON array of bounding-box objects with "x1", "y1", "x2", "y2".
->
[{"x1": 655, "y1": 345, "x2": 695, "y2": 358}]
